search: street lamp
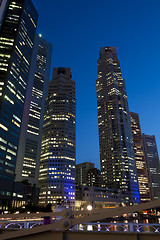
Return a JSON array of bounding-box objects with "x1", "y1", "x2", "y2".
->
[{"x1": 87, "y1": 205, "x2": 92, "y2": 211}]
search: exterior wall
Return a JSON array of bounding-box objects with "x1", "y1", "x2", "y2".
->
[
  {"x1": 0, "y1": 0, "x2": 37, "y2": 208},
  {"x1": 76, "y1": 186, "x2": 124, "y2": 210},
  {"x1": 15, "y1": 35, "x2": 52, "y2": 185},
  {"x1": 142, "y1": 134, "x2": 160, "y2": 200},
  {"x1": 12, "y1": 182, "x2": 39, "y2": 207},
  {"x1": 75, "y1": 200, "x2": 118, "y2": 210},
  {"x1": 87, "y1": 168, "x2": 101, "y2": 187},
  {"x1": 130, "y1": 112, "x2": 151, "y2": 202},
  {"x1": 39, "y1": 68, "x2": 76, "y2": 208},
  {"x1": 96, "y1": 47, "x2": 139, "y2": 204},
  {"x1": 76, "y1": 162, "x2": 94, "y2": 186}
]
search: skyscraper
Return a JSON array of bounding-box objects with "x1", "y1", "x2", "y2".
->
[
  {"x1": 96, "y1": 47, "x2": 140, "y2": 204},
  {"x1": 130, "y1": 112, "x2": 151, "y2": 202},
  {"x1": 39, "y1": 68, "x2": 76, "y2": 207},
  {"x1": 142, "y1": 134, "x2": 160, "y2": 200},
  {"x1": 0, "y1": 0, "x2": 38, "y2": 208},
  {"x1": 15, "y1": 34, "x2": 52, "y2": 185}
]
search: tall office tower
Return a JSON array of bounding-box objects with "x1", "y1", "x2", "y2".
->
[
  {"x1": 39, "y1": 68, "x2": 76, "y2": 207},
  {"x1": 96, "y1": 47, "x2": 140, "y2": 204},
  {"x1": 130, "y1": 112, "x2": 151, "y2": 202},
  {"x1": 76, "y1": 162, "x2": 95, "y2": 187},
  {"x1": 0, "y1": 0, "x2": 37, "y2": 208},
  {"x1": 142, "y1": 134, "x2": 160, "y2": 200},
  {"x1": 15, "y1": 35, "x2": 52, "y2": 185}
]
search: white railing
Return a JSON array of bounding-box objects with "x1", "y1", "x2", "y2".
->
[
  {"x1": 0, "y1": 220, "x2": 43, "y2": 229},
  {"x1": 71, "y1": 222, "x2": 160, "y2": 233}
]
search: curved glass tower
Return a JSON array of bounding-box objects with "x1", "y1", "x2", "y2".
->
[{"x1": 0, "y1": 0, "x2": 38, "y2": 208}]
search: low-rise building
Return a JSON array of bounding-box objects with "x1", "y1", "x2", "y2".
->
[
  {"x1": 12, "y1": 182, "x2": 39, "y2": 208},
  {"x1": 75, "y1": 186, "x2": 124, "y2": 210}
]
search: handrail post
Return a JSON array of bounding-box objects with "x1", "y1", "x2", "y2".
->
[
  {"x1": 24, "y1": 221, "x2": 29, "y2": 229},
  {"x1": 129, "y1": 223, "x2": 134, "y2": 232}
]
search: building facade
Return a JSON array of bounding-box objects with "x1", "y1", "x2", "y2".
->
[
  {"x1": 75, "y1": 186, "x2": 123, "y2": 210},
  {"x1": 0, "y1": 0, "x2": 37, "y2": 209},
  {"x1": 96, "y1": 47, "x2": 140, "y2": 204},
  {"x1": 87, "y1": 168, "x2": 101, "y2": 187},
  {"x1": 39, "y1": 68, "x2": 76, "y2": 208},
  {"x1": 12, "y1": 182, "x2": 39, "y2": 208},
  {"x1": 142, "y1": 134, "x2": 160, "y2": 200},
  {"x1": 76, "y1": 162, "x2": 95, "y2": 187},
  {"x1": 130, "y1": 112, "x2": 151, "y2": 202},
  {"x1": 15, "y1": 34, "x2": 52, "y2": 185}
]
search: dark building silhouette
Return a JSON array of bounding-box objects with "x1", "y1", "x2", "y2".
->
[
  {"x1": 96, "y1": 47, "x2": 140, "y2": 204},
  {"x1": 12, "y1": 181, "x2": 39, "y2": 207},
  {"x1": 142, "y1": 134, "x2": 160, "y2": 200},
  {"x1": 0, "y1": 0, "x2": 38, "y2": 209},
  {"x1": 76, "y1": 162, "x2": 94, "y2": 187}
]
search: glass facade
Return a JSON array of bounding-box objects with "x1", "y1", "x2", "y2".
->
[
  {"x1": 142, "y1": 134, "x2": 160, "y2": 200},
  {"x1": 130, "y1": 112, "x2": 151, "y2": 202},
  {"x1": 96, "y1": 47, "x2": 140, "y2": 204},
  {"x1": 39, "y1": 68, "x2": 76, "y2": 208},
  {"x1": 15, "y1": 34, "x2": 52, "y2": 185},
  {"x1": 0, "y1": 0, "x2": 38, "y2": 207}
]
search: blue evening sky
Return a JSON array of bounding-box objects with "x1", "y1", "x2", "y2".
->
[{"x1": 33, "y1": 0, "x2": 160, "y2": 169}]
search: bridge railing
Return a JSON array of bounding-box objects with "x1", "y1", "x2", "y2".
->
[
  {"x1": 0, "y1": 198, "x2": 160, "y2": 239},
  {"x1": 70, "y1": 222, "x2": 160, "y2": 233}
]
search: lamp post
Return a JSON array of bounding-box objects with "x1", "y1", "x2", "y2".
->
[{"x1": 87, "y1": 205, "x2": 92, "y2": 211}]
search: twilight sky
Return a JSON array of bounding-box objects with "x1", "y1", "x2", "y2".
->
[{"x1": 33, "y1": 0, "x2": 160, "y2": 169}]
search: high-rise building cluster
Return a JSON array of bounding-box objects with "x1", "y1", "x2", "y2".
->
[
  {"x1": 0, "y1": 0, "x2": 76, "y2": 210},
  {"x1": 0, "y1": 0, "x2": 159, "y2": 211},
  {"x1": 96, "y1": 47, "x2": 160, "y2": 204}
]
